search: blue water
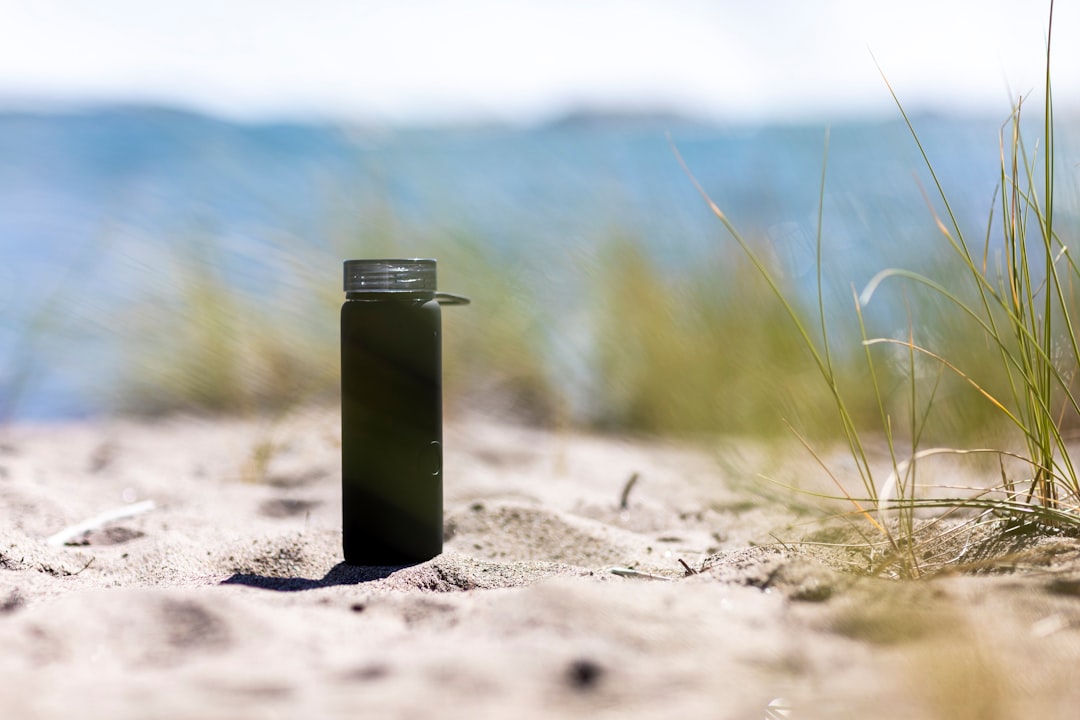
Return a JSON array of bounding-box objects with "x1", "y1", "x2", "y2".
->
[{"x1": 1, "y1": 105, "x2": 1074, "y2": 419}]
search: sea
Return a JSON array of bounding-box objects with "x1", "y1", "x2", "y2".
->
[{"x1": 1, "y1": 105, "x2": 1076, "y2": 420}]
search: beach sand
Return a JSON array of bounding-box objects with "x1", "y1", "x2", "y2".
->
[{"x1": 3, "y1": 410, "x2": 1080, "y2": 718}]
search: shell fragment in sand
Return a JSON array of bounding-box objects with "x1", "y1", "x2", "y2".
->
[
  {"x1": 609, "y1": 567, "x2": 672, "y2": 581},
  {"x1": 45, "y1": 500, "x2": 156, "y2": 547}
]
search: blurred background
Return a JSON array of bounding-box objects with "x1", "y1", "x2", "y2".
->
[{"x1": 2, "y1": 0, "x2": 1079, "y2": 441}]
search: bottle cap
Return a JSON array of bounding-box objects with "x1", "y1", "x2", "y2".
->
[{"x1": 344, "y1": 258, "x2": 436, "y2": 294}]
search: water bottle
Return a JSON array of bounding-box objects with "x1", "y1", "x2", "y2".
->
[{"x1": 340, "y1": 258, "x2": 468, "y2": 565}]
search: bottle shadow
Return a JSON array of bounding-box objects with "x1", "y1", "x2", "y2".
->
[{"x1": 220, "y1": 562, "x2": 416, "y2": 592}]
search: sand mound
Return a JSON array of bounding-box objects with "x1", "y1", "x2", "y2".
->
[{"x1": 3, "y1": 412, "x2": 1080, "y2": 718}]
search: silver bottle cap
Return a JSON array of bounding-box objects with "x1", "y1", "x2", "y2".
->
[{"x1": 344, "y1": 258, "x2": 436, "y2": 294}]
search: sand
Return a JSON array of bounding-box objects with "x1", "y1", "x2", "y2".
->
[{"x1": 3, "y1": 409, "x2": 1080, "y2": 719}]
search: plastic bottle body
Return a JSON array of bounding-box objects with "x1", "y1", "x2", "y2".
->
[{"x1": 340, "y1": 293, "x2": 443, "y2": 565}]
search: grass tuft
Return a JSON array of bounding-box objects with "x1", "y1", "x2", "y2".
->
[
  {"x1": 677, "y1": 0, "x2": 1079, "y2": 576},
  {"x1": 586, "y1": 230, "x2": 883, "y2": 439}
]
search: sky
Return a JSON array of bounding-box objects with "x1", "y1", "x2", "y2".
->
[{"x1": 0, "y1": 0, "x2": 1076, "y2": 124}]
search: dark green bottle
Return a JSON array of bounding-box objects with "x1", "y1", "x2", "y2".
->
[{"x1": 340, "y1": 259, "x2": 467, "y2": 565}]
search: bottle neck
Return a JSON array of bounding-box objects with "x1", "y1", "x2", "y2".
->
[{"x1": 345, "y1": 291, "x2": 436, "y2": 302}]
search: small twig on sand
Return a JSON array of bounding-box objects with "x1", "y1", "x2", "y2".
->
[
  {"x1": 769, "y1": 534, "x2": 793, "y2": 551},
  {"x1": 609, "y1": 567, "x2": 671, "y2": 581},
  {"x1": 677, "y1": 558, "x2": 697, "y2": 576},
  {"x1": 45, "y1": 500, "x2": 156, "y2": 547},
  {"x1": 619, "y1": 472, "x2": 640, "y2": 510}
]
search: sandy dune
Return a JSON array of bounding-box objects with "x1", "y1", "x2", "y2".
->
[{"x1": 2, "y1": 411, "x2": 1080, "y2": 718}]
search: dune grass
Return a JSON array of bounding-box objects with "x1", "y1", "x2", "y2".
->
[
  {"x1": 863, "y1": 2, "x2": 1080, "y2": 529},
  {"x1": 588, "y1": 232, "x2": 861, "y2": 438},
  {"x1": 119, "y1": 229, "x2": 339, "y2": 417},
  {"x1": 672, "y1": 0, "x2": 1077, "y2": 576},
  {"x1": 435, "y1": 239, "x2": 559, "y2": 424}
]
